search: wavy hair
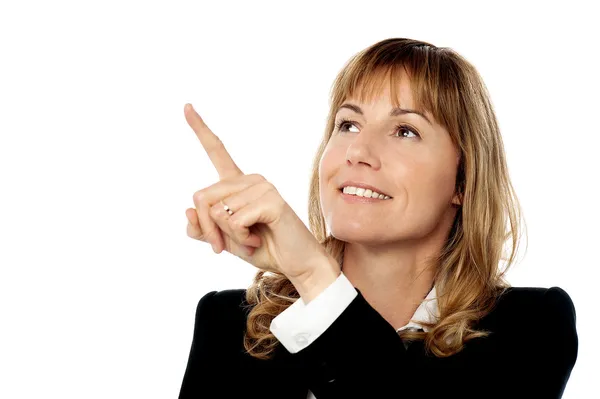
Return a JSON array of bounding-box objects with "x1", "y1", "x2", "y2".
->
[{"x1": 242, "y1": 38, "x2": 527, "y2": 359}]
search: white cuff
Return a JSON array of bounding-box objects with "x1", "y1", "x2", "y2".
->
[{"x1": 269, "y1": 271, "x2": 357, "y2": 353}]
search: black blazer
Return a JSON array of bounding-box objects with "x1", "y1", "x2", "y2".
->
[{"x1": 178, "y1": 285, "x2": 578, "y2": 399}]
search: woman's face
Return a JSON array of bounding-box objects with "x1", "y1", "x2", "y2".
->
[{"x1": 319, "y1": 75, "x2": 461, "y2": 246}]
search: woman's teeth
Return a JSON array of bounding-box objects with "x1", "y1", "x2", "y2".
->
[{"x1": 342, "y1": 186, "x2": 391, "y2": 200}]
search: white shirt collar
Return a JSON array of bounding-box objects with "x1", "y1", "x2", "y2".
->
[{"x1": 395, "y1": 285, "x2": 439, "y2": 333}]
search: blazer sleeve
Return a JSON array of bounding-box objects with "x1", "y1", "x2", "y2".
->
[
  {"x1": 177, "y1": 290, "x2": 219, "y2": 399},
  {"x1": 272, "y1": 284, "x2": 578, "y2": 399}
]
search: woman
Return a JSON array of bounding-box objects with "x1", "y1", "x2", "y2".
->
[{"x1": 178, "y1": 38, "x2": 578, "y2": 398}]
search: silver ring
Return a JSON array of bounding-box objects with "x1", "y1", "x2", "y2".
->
[{"x1": 221, "y1": 200, "x2": 234, "y2": 216}]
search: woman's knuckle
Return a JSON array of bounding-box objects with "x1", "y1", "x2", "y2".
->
[
  {"x1": 193, "y1": 190, "x2": 207, "y2": 204},
  {"x1": 250, "y1": 173, "x2": 265, "y2": 182},
  {"x1": 264, "y1": 184, "x2": 277, "y2": 197},
  {"x1": 261, "y1": 180, "x2": 274, "y2": 190}
]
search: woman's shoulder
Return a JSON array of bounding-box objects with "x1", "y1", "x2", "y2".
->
[
  {"x1": 481, "y1": 286, "x2": 578, "y2": 376},
  {"x1": 198, "y1": 288, "x2": 248, "y2": 308},
  {"x1": 497, "y1": 285, "x2": 574, "y2": 302},
  {"x1": 194, "y1": 288, "x2": 249, "y2": 324},
  {"x1": 478, "y1": 286, "x2": 577, "y2": 335},
  {"x1": 493, "y1": 286, "x2": 576, "y2": 315},
  {"x1": 191, "y1": 289, "x2": 251, "y2": 353}
]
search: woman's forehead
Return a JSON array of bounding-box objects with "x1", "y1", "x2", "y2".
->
[
  {"x1": 344, "y1": 70, "x2": 416, "y2": 107},
  {"x1": 343, "y1": 82, "x2": 416, "y2": 109}
]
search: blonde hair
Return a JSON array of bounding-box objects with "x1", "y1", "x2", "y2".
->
[{"x1": 242, "y1": 38, "x2": 527, "y2": 359}]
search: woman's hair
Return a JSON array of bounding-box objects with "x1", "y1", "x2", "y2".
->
[{"x1": 242, "y1": 38, "x2": 527, "y2": 359}]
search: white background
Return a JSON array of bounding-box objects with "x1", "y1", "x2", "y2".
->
[{"x1": 1, "y1": 0, "x2": 598, "y2": 397}]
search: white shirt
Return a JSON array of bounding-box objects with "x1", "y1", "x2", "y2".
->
[{"x1": 269, "y1": 271, "x2": 439, "y2": 399}]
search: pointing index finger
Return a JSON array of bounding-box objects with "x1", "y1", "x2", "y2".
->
[{"x1": 184, "y1": 103, "x2": 243, "y2": 180}]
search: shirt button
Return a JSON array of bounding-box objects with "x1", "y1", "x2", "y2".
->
[{"x1": 317, "y1": 360, "x2": 336, "y2": 383}]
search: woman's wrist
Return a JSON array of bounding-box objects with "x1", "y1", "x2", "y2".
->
[{"x1": 288, "y1": 255, "x2": 341, "y2": 304}]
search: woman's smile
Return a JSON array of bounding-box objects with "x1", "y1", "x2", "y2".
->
[{"x1": 338, "y1": 188, "x2": 393, "y2": 203}]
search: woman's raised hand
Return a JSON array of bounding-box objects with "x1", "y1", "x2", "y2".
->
[{"x1": 183, "y1": 103, "x2": 336, "y2": 282}]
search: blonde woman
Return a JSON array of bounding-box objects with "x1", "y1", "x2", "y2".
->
[{"x1": 178, "y1": 38, "x2": 578, "y2": 398}]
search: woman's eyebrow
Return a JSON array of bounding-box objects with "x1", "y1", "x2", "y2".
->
[{"x1": 337, "y1": 103, "x2": 432, "y2": 126}]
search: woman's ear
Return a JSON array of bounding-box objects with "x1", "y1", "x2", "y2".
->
[
  {"x1": 452, "y1": 194, "x2": 462, "y2": 206},
  {"x1": 453, "y1": 154, "x2": 464, "y2": 207},
  {"x1": 452, "y1": 187, "x2": 463, "y2": 207}
]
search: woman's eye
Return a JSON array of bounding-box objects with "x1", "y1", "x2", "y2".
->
[
  {"x1": 394, "y1": 124, "x2": 420, "y2": 139},
  {"x1": 337, "y1": 120, "x2": 359, "y2": 133},
  {"x1": 335, "y1": 119, "x2": 420, "y2": 138}
]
